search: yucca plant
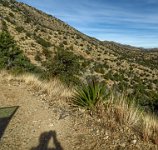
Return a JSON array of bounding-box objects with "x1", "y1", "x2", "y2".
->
[{"x1": 73, "y1": 80, "x2": 108, "y2": 109}]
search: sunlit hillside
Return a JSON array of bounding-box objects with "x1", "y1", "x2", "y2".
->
[{"x1": 0, "y1": 0, "x2": 158, "y2": 149}]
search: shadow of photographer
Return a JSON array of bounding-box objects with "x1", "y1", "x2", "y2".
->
[{"x1": 31, "y1": 130, "x2": 63, "y2": 150}]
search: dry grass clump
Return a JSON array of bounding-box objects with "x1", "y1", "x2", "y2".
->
[
  {"x1": 103, "y1": 93, "x2": 158, "y2": 144},
  {"x1": 111, "y1": 94, "x2": 142, "y2": 126},
  {"x1": 142, "y1": 115, "x2": 158, "y2": 144},
  {"x1": 0, "y1": 70, "x2": 72, "y2": 99}
]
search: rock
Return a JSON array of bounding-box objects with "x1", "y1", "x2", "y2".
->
[
  {"x1": 79, "y1": 108, "x2": 85, "y2": 113},
  {"x1": 59, "y1": 112, "x2": 69, "y2": 120},
  {"x1": 49, "y1": 123, "x2": 54, "y2": 127},
  {"x1": 120, "y1": 143, "x2": 126, "y2": 147},
  {"x1": 131, "y1": 139, "x2": 137, "y2": 144},
  {"x1": 104, "y1": 135, "x2": 109, "y2": 140},
  {"x1": 96, "y1": 130, "x2": 99, "y2": 134}
]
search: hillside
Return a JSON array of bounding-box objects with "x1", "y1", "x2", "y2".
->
[
  {"x1": 0, "y1": 0, "x2": 158, "y2": 114},
  {"x1": 0, "y1": 0, "x2": 158, "y2": 149}
]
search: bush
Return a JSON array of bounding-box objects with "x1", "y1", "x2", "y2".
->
[
  {"x1": 63, "y1": 41, "x2": 68, "y2": 45},
  {"x1": 24, "y1": 17, "x2": 31, "y2": 24},
  {"x1": 1, "y1": 1, "x2": 9, "y2": 7},
  {"x1": 9, "y1": 12, "x2": 14, "y2": 17},
  {"x1": 94, "y1": 64, "x2": 105, "y2": 74},
  {"x1": 42, "y1": 48, "x2": 51, "y2": 58},
  {"x1": 35, "y1": 53, "x2": 41, "y2": 62},
  {"x1": 2, "y1": 20, "x2": 8, "y2": 31},
  {"x1": 72, "y1": 80, "x2": 108, "y2": 109},
  {"x1": 0, "y1": 31, "x2": 40, "y2": 74},
  {"x1": 36, "y1": 37, "x2": 52, "y2": 48},
  {"x1": 15, "y1": 26, "x2": 25, "y2": 33},
  {"x1": 26, "y1": 32, "x2": 32, "y2": 37},
  {"x1": 44, "y1": 48, "x2": 81, "y2": 85}
]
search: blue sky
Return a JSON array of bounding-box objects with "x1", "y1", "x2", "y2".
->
[{"x1": 17, "y1": 0, "x2": 158, "y2": 48}]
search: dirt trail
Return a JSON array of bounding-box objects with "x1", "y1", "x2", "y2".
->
[{"x1": 0, "y1": 79, "x2": 73, "y2": 150}]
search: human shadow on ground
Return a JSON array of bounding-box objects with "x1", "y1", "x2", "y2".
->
[
  {"x1": 0, "y1": 106, "x2": 19, "y2": 140},
  {"x1": 31, "y1": 130, "x2": 64, "y2": 150}
]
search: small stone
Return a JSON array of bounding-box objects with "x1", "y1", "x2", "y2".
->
[
  {"x1": 59, "y1": 113, "x2": 69, "y2": 120},
  {"x1": 131, "y1": 139, "x2": 137, "y2": 144},
  {"x1": 96, "y1": 130, "x2": 99, "y2": 135},
  {"x1": 79, "y1": 108, "x2": 85, "y2": 113},
  {"x1": 105, "y1": 131, "x2": 109, "y2": 136},
  {"x1": 104, "y1": 135, "x2": 109, "y2": 140},
  {"x1": 133, "y1": 135, "x2": 137, "y2": 139},
  {"x1": 49, "y1": 123, "x2": 54, "y2": 127},
  {"x1": 98, "y1": 119, "x2": 101, "y2": 122},
  {"x1": 120, "y1": 143, "x2": 126, "y2": 147}
]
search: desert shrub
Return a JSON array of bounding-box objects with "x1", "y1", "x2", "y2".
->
[
  {"x1": 76, "y1": 35, "x2": 80, "y2": 39},
  {"x1": 34, "y1": 27, "x2": 40, "y2": 32},
  {"x1": 116, "y1": 81, "x2": 128, "y2": 91},
  {"x1": 129, "y1": 66, "x2": 133, "y2": 71},
  {"x1": 25, "y1": 32, "x2": 32, "y2": 37},
  {"x1": 113, "y1": 73, "x2": 120, "y2": 81},
  {"x1": 73, "y1": 80, "x2": 108, "y2": 109},
  {"x1": 35, "y1": 52, "x2": 41, "y2": 62},
  {"x1": 103, "y1": 62, "x2": 109, "y2": 69},
  {"x1": 97, "y1": 57, "x2": 101, "y2": 61},
  {"x1": 1, "y1": 20, "x2": 8, "y2": 31},
  {"x1": 1, "y1": 1, "x2": 9, "y2": 7},
  {"x1": 0, "y1": 31, "x2": 40, "y2": 74},
  {"x1": 15, "y1": 26, "x2": 25, "y2": 33},
  {"x1": 40, "y1": 28, "x2": 46, "y2": 32},
  {"x1": 63, "y1": 36, "x2": 67, "y2": 40},
  {"x1": 36, "y1": 37, "x2": 52, "y2": 48},
  {"x1": 153, "y1": 79, "x2": 158, "y2": 84},
  {"x1": 63, "y1": 40, "x2": 68, "y2": 45},
  {"x1": 80, "y1": 43, "x2": 83, "y2": 47},
  {"x1": 86, "y1": 51, "x2": 90, "y2": 55},
  {"x1": 24, "y1": 17, "x2": 31, "y2": 23},
  {"x1": 4, "y1": 16, "x2": 12, "y2": 23},
  {"x1": 69, "y1": 45, "x2": 73, "y2": 50},
  {"x1": 59, "y1": 43, "x2": 64, "y2": 48},
  {"x1": 94, "y1": 64, "x2": 105, "y2": 74},
  {"x1": 81, "y1": 60, "x2": 90, "y2": 68},
  {"x1": 44, "y1": 48, "x2": 82, "y2": 85},
  {"x1": 150, "y1": 93, "x2": 158, "y2": 113},
  {"x1": 42, "y1": 48, "x2": 51, "y2": 58},
  {"x1": 9, "y1": 12, "x2": 14, "y2": 17}
]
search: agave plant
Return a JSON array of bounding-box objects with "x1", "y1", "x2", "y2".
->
[{"x1": 73, "y1": 80, "x2": 108, "y2": 109}]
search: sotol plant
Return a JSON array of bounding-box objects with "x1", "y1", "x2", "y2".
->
[{"x1": 73, "y1": 79, "x2": 108, "y2": 109}]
